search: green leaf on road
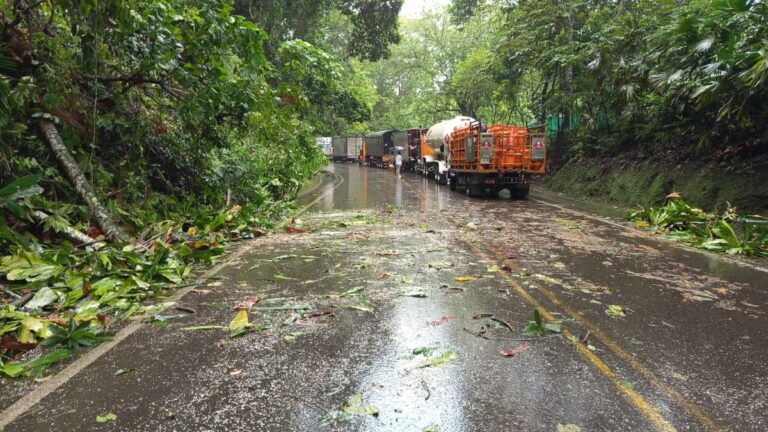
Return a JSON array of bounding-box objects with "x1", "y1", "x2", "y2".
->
[
  {"x1": 421, "y1": 350, "x2": 457, "y2": 368},
  {"x1": 618, "y1": 380, "x2": 635, "y2": 389},
  {"x1": 342, "y1": 393, "x2": 379, "y2": 416},
  {"x1": 114, "y1": 368, "x2": 135, "y2": 376},
  {"x1": 320, "y1": 392, "x2": 379, "y2": 426},
  {"x1": 96, "y1": 412, "x2": 117, "y2": 423},
  {"x1": 454, "y1": 276, "x2": 478, "y2": 282},
  {"x1": 181, "y1": 325, "x2": 226, "y2": 331},
  {"x1": 401, "y1": 287, "x2": 428, "y2": 297},
  {"x1": 284, "y1": 332, "x2": 302, "y2": 342},
  {"x1": 412, "y1": 346, "x2": 437, "y2": 357},
  {"x1": 274, "y1": 272, "x2": 298, "y2": 280},
  {"x1": 339, "y1": 286, "x2": 364, "y2": 297},
  {"x1": 605, "y1": 305, "x2": 626, "y2": 318},
  {"x1": 229, "y1": 310, "x2": 249, "y2": 331}
]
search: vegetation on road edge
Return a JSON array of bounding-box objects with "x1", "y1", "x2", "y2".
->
[{"x1": 628, "y1": 194, "x2": 768, "y2": 257}]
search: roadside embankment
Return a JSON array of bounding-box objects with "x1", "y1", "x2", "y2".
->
[{"x1": 543, "y1": 155, "x2": 768, "y2": 214}]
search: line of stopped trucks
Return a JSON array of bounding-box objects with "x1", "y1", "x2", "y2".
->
[{"x1": 316, "y1": 116, "x2": 548, "y2": 199}]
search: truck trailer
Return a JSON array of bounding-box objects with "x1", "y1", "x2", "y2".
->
[
  {"x1": 362, "y1": 130, "x2": 396, "y2": 168},
  {"x1": 393, "y1": 128, "x2": 426, "y2": 172},
  {"x1": 447, "y1": 122, "x2": 546, "y2": 198},
  {"x1": 332, "y1": 136, "x2": 363, "y2": 162},
  {"x1": 316, "y1": 136, "x2": 332, "y2": 159}
]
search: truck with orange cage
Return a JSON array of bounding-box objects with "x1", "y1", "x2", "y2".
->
[{"x1": 447, "y1": 121, "x2": 547, "y2": 198}]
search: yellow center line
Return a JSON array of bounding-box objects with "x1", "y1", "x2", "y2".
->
[
  {"x1": 461, "y1": 236, "x2": 727, "y2": 432},
  {"x1": 462, "y1": 240, "x2": 675, "y2": 432}
]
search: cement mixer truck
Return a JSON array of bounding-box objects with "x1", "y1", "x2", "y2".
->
[{"x1": 417, "y1": 116, "x2": 475, "y2": 184}]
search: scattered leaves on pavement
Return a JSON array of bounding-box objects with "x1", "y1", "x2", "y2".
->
[
  {"x1": 401, "y1": 287, "x2": 428, "y2": 297},
  {"x1": 500, "y1": 344, "x2": 531, "y2": 357},
  {"x1": 284, "y1": 225, "x2": 306, "y2": 234},
  {"x1": 427, "y1": 316, "x2": 456, "y2": 326},
  {"x1": 191, "y1": 289, "x2": 214, "y2": 294},
  {"x1": 284, "y1": 332, "x2": 302, "y2": 342},
  {"x1": 420, "y1": 350, "x2": 457, "y2": 368},
  {"x1": 232, "y1": 297, "x2": 260, "y2": 311},
  {"x1": 320, "y1": 392, "x2": 379, "y2": 426},
  {"x1": 180, "y1": 325, "x2": 226, "y2": 331}
]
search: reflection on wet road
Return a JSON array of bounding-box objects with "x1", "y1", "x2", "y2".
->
[
  {"x1": 300, "y1": 163, "x2": 768, "y2": 432},
  {"x1": 5, "y1": 163, "x2": 766, "y2": 432}
]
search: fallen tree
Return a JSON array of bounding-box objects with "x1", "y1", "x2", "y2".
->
[{"x1": 38, "y1": 120, "x2": 128, "y2": 243}]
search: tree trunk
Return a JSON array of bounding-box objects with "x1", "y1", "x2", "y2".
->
[
  {"x1": 32, "y1": 211, "x2": 105, "y2": 249},
  {"x1": 38, "y1": 120, "x2": 128, "y2": 243}
]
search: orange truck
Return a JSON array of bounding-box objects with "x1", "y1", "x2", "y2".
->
[{"x1": 447, "y1": 121, "x2": 547, "y2": 198}]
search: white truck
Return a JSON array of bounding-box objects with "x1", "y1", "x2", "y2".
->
[{"x1": 421, "y1": 116, "x2": 475, "y2": 184}]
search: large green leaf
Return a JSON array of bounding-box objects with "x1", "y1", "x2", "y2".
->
[
  {"x1": 0, "y1": 175, "x2": 43, "y2": 200},
  {"x1": 0, "y1": 254, "x2": 62, "y2": 282}
]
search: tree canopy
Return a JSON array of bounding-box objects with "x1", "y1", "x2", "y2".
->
[{"x1": 357, "y1": 0, "x2": 768, "y2": 165}]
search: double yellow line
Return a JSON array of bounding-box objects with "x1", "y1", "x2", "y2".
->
[{"x1": 462, "y1": 238, "x2": 727, "y2": 432}]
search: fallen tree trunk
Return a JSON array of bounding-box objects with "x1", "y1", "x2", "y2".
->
[
  {"x1": 38, "y1": 120, "x2": 128, "y2": 243},
  {"x1": 32, "y1": 210, "x2": 105, "y2": 249}
]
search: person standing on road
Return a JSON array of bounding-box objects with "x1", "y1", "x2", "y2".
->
[{"x1": 395, "y1": 151, "x2": 403, "y2": 178}]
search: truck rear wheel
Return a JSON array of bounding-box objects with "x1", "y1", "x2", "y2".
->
[
  {"x1": 513, "y1": 185, "x2": 530, "y2": 199},
  {"x1": 449, "y1": 174, "x2": 457, "y2": 191},
  {"x1": 466, "y1": 183, "x2": 483, "y2": 197}
]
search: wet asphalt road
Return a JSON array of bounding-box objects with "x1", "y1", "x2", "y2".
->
[{"x1": 2, "y1": 163, "x2": 767, "y2": 432}]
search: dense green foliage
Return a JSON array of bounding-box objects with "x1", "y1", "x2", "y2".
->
[
  {"x1": 3, "y1": 0, "x2": 327, "y2": 220},
  {"x1": 235, "y1": 0, "x2": 402, "y2": 135},
  {"x1": 496, "y1": 0, "x2": 768, "y2": 161},
  {"x1": 0, "y1": 0, "x2": 401, "y2": 373},
  {"x1": 361, "y1": 0, "x2": 768, "y2": 165}
]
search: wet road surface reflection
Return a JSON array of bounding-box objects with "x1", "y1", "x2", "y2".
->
[{"x1": 5, "y1": 163, "x2": 766, "y2": 432}]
